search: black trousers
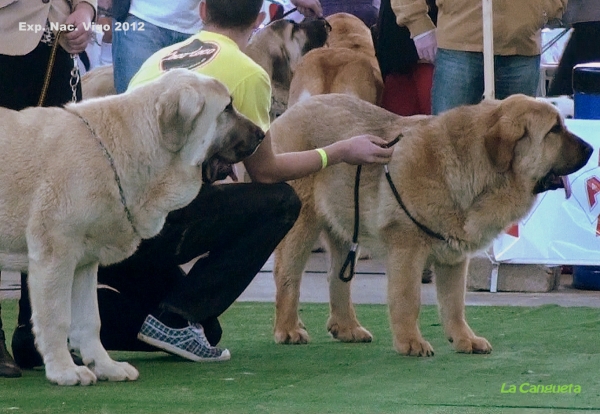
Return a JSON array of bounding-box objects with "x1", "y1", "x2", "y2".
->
[
  {"x1": 0, "y1": 41, "x2": 81, "y2": 335},
  {"x1": 548, "y1": 21, "x2": 600, "y2": 96},
  {"x1": 0, "y1": 42, "x2": 81, "y2": 110}
]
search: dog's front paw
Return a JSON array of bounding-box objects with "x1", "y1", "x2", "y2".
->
[
  {"x1": 327, "y1": 321, "x2": 373, "y2": 343},
  {"x1": 91, "y1": 360, "x2": 139, "y2": 381},
  {"x1": 45, "y1": 364, "x2": 97, "y2": 386},
  {"x1": 394, "y1": 337, "x2": 434, "y2": 357},
  {"x1": 451, "y1": 335, "x2": 492, "y2": 354},
  {"x1": 274, "y1": 327, "x2": 310, "y2": 344}
]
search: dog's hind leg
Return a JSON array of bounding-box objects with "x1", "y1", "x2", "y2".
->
[
  {"x1": 28, "y1": 254, "x2": 98, "y2": 385},
  {"x1": 69, "y1": 262, "x2": 139, "y2": 382},
  {"x1": 434, "y1": 258, "x2": 492, "y2": 354},
  {"x1": 324, "y1": 230, "x2": 373, "y2": 343},
  {"x1": 273, "y1": 201, "x2": 322, "y2": 345}
]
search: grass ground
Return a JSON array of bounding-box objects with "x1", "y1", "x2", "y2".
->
[{"x1": 1, "y1": 300, "x2": 599, "y2": 413}]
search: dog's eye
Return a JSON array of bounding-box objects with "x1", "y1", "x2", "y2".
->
[{"x1": 549, "y1": 123, "x2": 562, "y2": 134}]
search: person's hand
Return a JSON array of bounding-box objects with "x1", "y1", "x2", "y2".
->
[
  {"x1": 290, "y1": 0, "x2": 323, "y2": 18},
  {"x1": 413, "y1": 29, "x2": 437, "y2": 63},
  {"x1": 59, "y1": 2, "x2": 95, "y2": 54},
  {"x1": 336, "y1": 134, "x2": 395, "y2": 165}
]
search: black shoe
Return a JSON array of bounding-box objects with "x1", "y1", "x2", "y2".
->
[
  {"x1": 0, "y1": 335, "x2": 22, "y2": 378},
  {"x1": 11, "y1": 324, "x2": 43, "y2": 369}
]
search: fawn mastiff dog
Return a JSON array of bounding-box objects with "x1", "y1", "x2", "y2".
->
[
  {"x1": 0, "y1": 69, "x2": 264, "y2": 385},
  {"x1": 270, "y1": 93, "x2": 592, "y2": 356},
  {"x1": 288, "y1": 12, "x2": 383, "y2": 107}
]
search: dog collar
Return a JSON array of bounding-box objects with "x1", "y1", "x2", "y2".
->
[{"x1": 69, "y1": 109, "x2": 139, "y2": 236}]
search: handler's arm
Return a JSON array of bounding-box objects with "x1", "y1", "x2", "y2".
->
[
  {"x1": 244, "y1": 131, "x2": 394, "y2": 184},
  {"x1": 390, "y1": 0, "x2": 435, "y2": 38}
]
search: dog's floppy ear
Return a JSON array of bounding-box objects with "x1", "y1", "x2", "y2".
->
[
  {"x1": 272, "y1": 47, "x2": 293, "y2": 86},
  {"x1": 156, "y1": 85, "x2": 206, "y2": 152},
  {"x1": 484, "y1": 106, "x2": 527, "y2": 173}
]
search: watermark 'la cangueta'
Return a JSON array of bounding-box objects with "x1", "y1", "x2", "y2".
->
[
  {"x1": 501, "y1": 382, "x2": 582, "y2": 394},
  {"x1": 18, "y1": 21, "x2": 144, "y2": 34}
]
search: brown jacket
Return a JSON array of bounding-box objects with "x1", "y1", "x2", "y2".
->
[
  {"x1": 391, "y1": 0, "x2": 568, "y2": 56},
  {"x1": 0, "y1": 0, "x2": 97, "y2": 56}
]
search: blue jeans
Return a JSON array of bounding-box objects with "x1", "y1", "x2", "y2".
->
[
  {"x1": 112, "y1": 15, "x2": 194, "y2": 93},
  {"x1": 431, "y1": 48, "x2": 541, "y2": 115}
]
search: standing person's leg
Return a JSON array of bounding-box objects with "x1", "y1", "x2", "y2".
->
[
  {"x1": 548, "y1": 30, "x2": 579, "y2": 96},
  {"x1": 11, "y1": 274, "x2": 43, "y2": 369},
  {"x1": 112, "y1": 15, "x2": 166, "y2": 93},
  {"x1": 494, "y1": 54, "x2": 541, "y2": 100},
  {"x1": 431, "y1": 49, "x2": 485, "y2": 114},
  {"x1": 0, "y1": 303, "x2": 21, "y2": 377},
  {"x1": 549, "y1": 22, "x2": 600, "y2": 97}
]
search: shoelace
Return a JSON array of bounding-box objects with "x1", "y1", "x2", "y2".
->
[{"x1": 189, "y1": 324, "x2": 212, "y2": 347}]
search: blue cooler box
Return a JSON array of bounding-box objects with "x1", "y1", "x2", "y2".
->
[
  {"x1": 573, "y1": 62, "x2": 600, "y2": 119},
  {"x1": 572, "y1": 62, "x2": 600, "y2": 289},
  {"x1": 572, "y1": 266, "x2": 600, "y2": 291}
]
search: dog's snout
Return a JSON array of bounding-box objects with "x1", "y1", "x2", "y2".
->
[
  {"x1": 582, "y1": 139, "x2": 594, "y2": 161},
  {"x1": 558, "y1": 132, "x2": 594, "y2": 175},
  {"x1": 572, "y1": 133, "x2": 593, "y2": 165}
]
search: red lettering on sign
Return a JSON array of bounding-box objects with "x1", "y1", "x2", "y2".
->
[{"x1": 587, "y1": 176, "x2": 600, "y2": 208}]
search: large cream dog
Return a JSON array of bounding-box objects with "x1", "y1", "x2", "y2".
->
[
  {"x1": 270, "y1": 94, "x2": 592, "y2": 356},
  {"x1": 287, "y1": 12, "x2": 383, "y2": 107},
  {"x1": 245, "y1": 17, "x2": 330, "y2": 120},
  {"x1": 0, "y1": 69, "x2": 264, "y2": 385}
]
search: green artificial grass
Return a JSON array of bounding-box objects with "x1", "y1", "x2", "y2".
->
[{"x1": 1, "y1": 300, "x2": 600, "y2": 413}]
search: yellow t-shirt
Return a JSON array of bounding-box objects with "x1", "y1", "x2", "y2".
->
[{"x1": 129, "y1": 31, "x2": 271, "y2": 132}]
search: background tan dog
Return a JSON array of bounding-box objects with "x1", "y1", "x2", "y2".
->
[
  {"x1": 287, "y1": 12, "x2": 383, "y2": 107},
  {"x1": 81, "y1": 65, "x2": 117, "y2": 99},
  {"x1": 0, "y1": 69, "x2": 263, "y2": 385},
  {"x1": 245, "y1": 17, "x2": 330, "y2": 121},
  {"x1": 270, "y1": 93, "x2": 591, "y2": 356}
]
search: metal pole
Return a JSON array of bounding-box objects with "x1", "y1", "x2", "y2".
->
[{"x1": 482, "y1": 0, "x2": 495, "y2": 99}]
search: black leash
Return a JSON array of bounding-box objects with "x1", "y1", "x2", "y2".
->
[
  {"x1": 282, "y1": 7, "x2": 298, "y2": 18},
  {"x1": 339, "y1": 164, "x2": 363, "y2": 282},
  {"x1": 383, "y1": 166, "x2": 446, "y2": 241},
  {"x1": 339, "y1": 134, "x2": 403, "y2": 282},
  {"x1": 338, "y1": 134, "x2": 449, "y2": 282}
]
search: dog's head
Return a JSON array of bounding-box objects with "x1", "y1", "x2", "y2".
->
[
  {"x1": 152, "y1": 69, "x2": 264, "y2": 184},
  {"x1": 248, "y1": 18, "x2": 330, "y2": 86},
  {"x1": 326, "y1": 12, "x2": 375, "y2": 55},
  {"x1": 482, "y1": 94, "x2": 593, "y2": 194}
]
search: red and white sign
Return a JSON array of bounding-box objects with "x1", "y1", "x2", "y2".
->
[{"x1": 493, "y1": 120, "x2": 600, "y2": 265}]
